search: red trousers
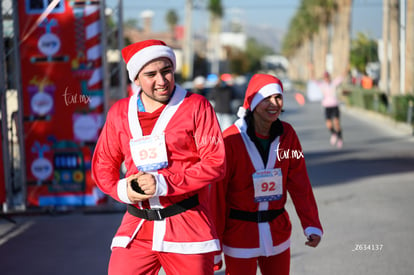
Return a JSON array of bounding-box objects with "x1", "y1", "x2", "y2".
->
[
  {"x1": 108, "y1": 239, "x2": 215, "y2": 275},
  {"x1": 224, "y1": 248, "x2": 290, "y2": 275}
]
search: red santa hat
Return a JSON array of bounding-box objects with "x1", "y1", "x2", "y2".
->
[
  {"x1": 121, "y1": 39, "x2": 176, "y2": 82},
  {"x1": 237, "y1": 74, "x2": 284, "y2": 117}
]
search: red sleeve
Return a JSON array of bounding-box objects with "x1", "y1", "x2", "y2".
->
[
  {"x1": 158, "y1": 96, "x2": 226, "y2": 195},
  {"x1": 284, "y1": 123, "x2": 323, "y2": 234},
  {"x1": 210, "y1": 126, "x2": 238, "y2": 244},
  {"x1": 91, "y1": 103, "x2": 125, "y2": 202}
]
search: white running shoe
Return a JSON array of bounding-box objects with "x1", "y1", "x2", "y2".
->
[
  {"x1": 330, "y1": 134, "x2": 338, "y2": 146},
  {"x1": 336, "y1": 139, "x2": 343, "y2": 149}
]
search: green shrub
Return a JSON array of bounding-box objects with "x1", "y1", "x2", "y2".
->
[
  {"x1": 340, "y1": 85, "x2": 414, "y2": 125},
  {"x1": 391, "y1": 95, "x2": 414, "y2": 123}
]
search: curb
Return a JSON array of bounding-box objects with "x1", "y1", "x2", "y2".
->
[{"x1": 341, "y1": 105, "x2": 414, "y2": 136}]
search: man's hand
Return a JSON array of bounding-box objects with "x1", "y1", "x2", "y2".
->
[
  {"x1": 135, "y1": 172, "x2": 156, "y2": 195},
  {"x1": 305, "y1": 234, "x2": 321, "y2": 248},
  {"x1": 127, "y1": 172, "x2": 156, "y2": 203}
]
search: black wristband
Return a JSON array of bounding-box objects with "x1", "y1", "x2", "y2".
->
[{"x1": 131, "y1": 179, "x2": 146, "y2": 194}]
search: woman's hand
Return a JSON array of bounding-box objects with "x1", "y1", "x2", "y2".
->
[{"x1": 305, "y1": 234, "x2": 321, "y2": 248}]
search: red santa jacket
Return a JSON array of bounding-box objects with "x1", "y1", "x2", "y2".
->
[
  {"x1": 92, "y1": 85, "x2": 225, "y2": 254},
  {"x1": 211, "y1": 117, "x2": 323, "y2": 259}
]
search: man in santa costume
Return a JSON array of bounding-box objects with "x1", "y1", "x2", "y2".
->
[
  {"x1": 210, "y1": 74, "x2": 323, "y2": 275},
  {"x1": 92, "y1": 39, "x2": 225, "y2": 275}
]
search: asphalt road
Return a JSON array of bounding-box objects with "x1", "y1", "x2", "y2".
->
[
  {"x1": 1, "y1": 91, "x2": 413, "y2": 275},
  {"x1": 281, "y1": 93, "x2": 414, "y2": 275}
]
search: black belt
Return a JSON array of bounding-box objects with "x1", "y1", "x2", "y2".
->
[
  {"x1": 229, "y1": 208, "x2": 285, "y2": 223},
  {"x1": 127, "y1": 195, "x2": 199, "y2": 221}
]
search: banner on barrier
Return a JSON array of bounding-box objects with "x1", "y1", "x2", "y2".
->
[{"x1": 18, "y1": 0, "x2": 106, "y2": 206}]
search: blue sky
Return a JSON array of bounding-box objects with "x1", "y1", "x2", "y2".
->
[{"x1": 111, "y1": 0, "x2": 382, "y2": 39}]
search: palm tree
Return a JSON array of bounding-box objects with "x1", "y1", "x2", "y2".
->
[
  {"x1": 331, "y1": 0, "x2": 352, "y2": 77},
  {"x1": 283, "y1": 0, "x2": 341, "y2": 81},
  {"x1": 208, "y1": 0, "x2": 223, "y2": 75},
  {"x1": 350, "y1": 32, "x2": 378, "y2": 72},
  {"x1": 310, "y1": 0, "x2": 337, "y2": 77},
  {"x1": 282, "y1": 1, "x2": 318, "y2": 79},
  {"x1": 165, "y1": 9, "x2": 178, "y2": 34}
]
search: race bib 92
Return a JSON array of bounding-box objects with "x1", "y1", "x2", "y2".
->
[{"x1": 253, "y1": 168, "x2": 283, "y2": 202}]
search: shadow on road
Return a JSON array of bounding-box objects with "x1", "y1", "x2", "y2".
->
[{"x1": 305, "y1": 149, "x2": 414, "y2": 187}]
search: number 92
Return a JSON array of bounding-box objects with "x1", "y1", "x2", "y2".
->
[{"x1": 261, "y1": 181, "x2": 276, "y2": 192}]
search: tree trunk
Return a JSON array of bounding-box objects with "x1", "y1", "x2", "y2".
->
[
  {"x1": 332, "y1": 0, "x2": 352, "y2": 77},
  {"x1": 290, "y1": 40, "x2": 308, "y2": 81},
  {"x1": 389, "y1": 0, "x2": 400, "y2": 95},
  {"x1": 298, "y1": 42, "x2": 307, "y2": 81},
  {"x1": 315, "y1": 25, "x2": 329, "y2": 78},
  {"x1": 307, "y1": 36, "x2": 314, "y2": 79},
  {"x1": 291, "y1": 54, "x2": 299, "y2": 81},
  {"x1": 208, "y1": 15, "x2": 222, "y2": 75}
]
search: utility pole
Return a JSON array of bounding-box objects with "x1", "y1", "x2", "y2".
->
[
  {"x1": 12, "y1": 0, "x2": 27, "y2": 210},
  {"x1": 101, "y1": 0, "x2": 110, "y2": 115},
  {"x1": 0, "y1": 1, "x2": 12, "y2": 212},
  {"x1": 183, "y1": 0, "x2": 194, "y2": 80},
  {"x1": 390, "y1": 0, "x2": 401, "y2": 95},
  {"x1": 380, "y1": 0, "x2": 390, "y2": 95},
  {"x1": 118, "y1": 0, "x2": 126, "y2": 97},
  {"x1": 400, "y1": 0, "x2": 406, "y2": 94},
  {"x1": 407, "y1": 0, "x2": 414, "y2": 94}
]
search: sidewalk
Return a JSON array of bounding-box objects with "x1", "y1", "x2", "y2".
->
[{"x1": 341, "y1": 104, "x2": 414, "y2": 137}]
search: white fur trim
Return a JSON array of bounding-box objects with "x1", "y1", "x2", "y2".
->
[
  {"x1": 214, "y1": 254, "x2": 223, "y2": 265},
  {"x1": 111, "y1": 236, "x2": 220, "y2": 254},
  {"x1": 250, "y1": 83, "x2": 283, "y2": 111},
  {"x1": 126, "y1": 45, "x2": 176, "y2": 82},
  {"x1": 110, "y1": 236, "x2": 130, "y2": 249},
  {"x1": 304, "y1": 226, "x2": 323, "y2": 238},
  {"x1": 128, "y1": 84, "x2": 187, "y2": 139},
  {"x1": 152, "y1": 212, "x2": 167, "y2": 251},
  {"x1": 159, "y1": 239, "x2": 220, "y2": 254},
  {"x1": 110, "y1": 219, "x2": 145, "y2": 249},
  {"x1": 131, "y1": 82, "x2": 141, "y2": 94},
  {"x1": 237, "y1": 106, "x2": 247, "y2": 118},
  {"x1": 128, "y1": 93, "x2": 142, "y2": 138},
  {"x1": 153, "y1": 173, "x2": 167, "y2": 196},
  {"x1": 223, "y1": 238, "x2": 290, "y2": 258},
  {"x1": 234, "y1": 118, "x2": 280, "y2": 171},
  {"x1": 117, "y1": 178, "x2": 132, "y2": 204}
]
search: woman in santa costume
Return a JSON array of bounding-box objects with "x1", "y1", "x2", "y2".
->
[
  {"x1": 92, "y1": 39, "x2": 225, "y2": 275},
  {"x1": 210, "y1": 74, "x2": 323, "y2": 275}
]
